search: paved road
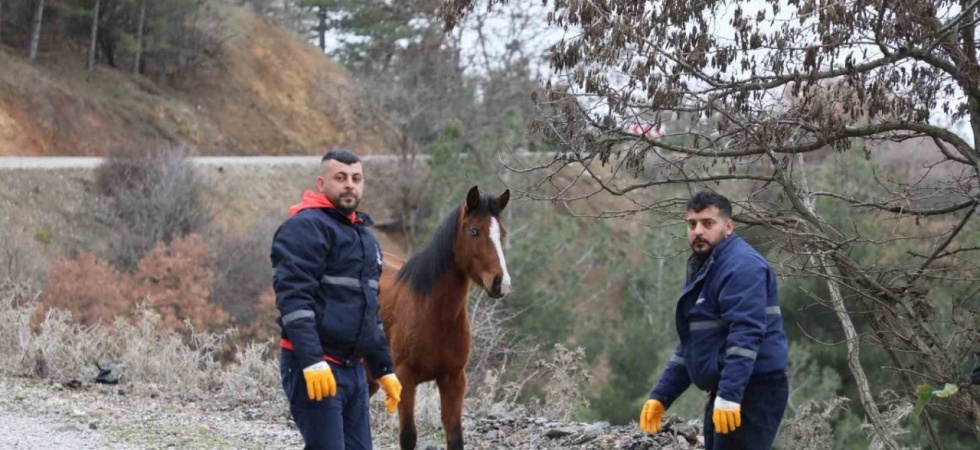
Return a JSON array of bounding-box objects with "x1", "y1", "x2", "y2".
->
[
  {"x1": 0, "y1": 155, "x2": 420, "y2": 170},
  {"x1": 0, "y1": 151, "x2": 555, "y2": 170}
]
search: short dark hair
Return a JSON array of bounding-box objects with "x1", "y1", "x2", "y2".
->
[
  {"x1": 687, "y1": 191, "x2": 733, "y2": 218},
  {"x1": 321, "y1": 149, "x2": 361, "y2": 165}
]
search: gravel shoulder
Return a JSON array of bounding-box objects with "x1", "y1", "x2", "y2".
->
[
  {"x1": 0, "y1": 374, "x2": 704, "y2": 450},
  {"x1": 0, "y1": 375, "x2": 302, "y2": 450},
  {"x1": 0, "y1": 411, "x2": 141, "y2": 450}
]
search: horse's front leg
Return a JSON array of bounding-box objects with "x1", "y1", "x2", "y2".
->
[
  {"x1": 397, "y1": 372, "x2": 418, "y2": 450},
  {"x1": 436, "y1": 371, "x2": 466, "y2": 450}
]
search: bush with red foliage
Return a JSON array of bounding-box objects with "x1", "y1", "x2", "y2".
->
[
  {"x1": 135, "y1": 235, "x2": 229, "y2": 332},
  {"x1": 37, "y1": 253, "x2": 139, "y2": 327},
  {"x1": 39, "y1": 235, "x2": 228, "y2": 333}
]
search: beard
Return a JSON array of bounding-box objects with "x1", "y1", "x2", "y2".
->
[
  {"x1": 689, "y1": 237, "x2": 715, "y2": 254},
  {"x1": 331, "y1": 193, "x2": 360, "y2": 215}
]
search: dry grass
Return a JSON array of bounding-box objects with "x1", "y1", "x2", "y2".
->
[
  {"x1": 535, "y1": 344, "x2": 593, "y2": 421},
  {"x1": 776, "y1": 397, "x2": 849, "y2": 450},
  {"x1": 369, "y1": 382, "x2": 446, "y2": 450},
  {"x1": 217, "y1": 339, "x2": 283, "y2": 406},
  {"x1": 863, "y1": 391, "x2": 916, "y2": 450},
  {"x1": 0, "y1": 281, "x2": 282, "y2": 413},
  {"x1": 0, "y1": 225, "x2": 53, "y2": 285},
  {"x1": 1, "y1": 278, "x2": 593, "y2": 427}
]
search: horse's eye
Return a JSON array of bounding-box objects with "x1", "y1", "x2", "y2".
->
[{"x1": 470, "y1": 227, "x2": 478, "y2": 236}]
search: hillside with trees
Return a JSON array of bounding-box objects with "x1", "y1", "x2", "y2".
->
[{"x1": 0, "y1": 0, "x2": 387, "y2": 156}]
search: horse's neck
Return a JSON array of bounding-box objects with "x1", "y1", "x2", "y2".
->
[{"x1": 430, "y1": 265, "x2": 471, "y2": 323}]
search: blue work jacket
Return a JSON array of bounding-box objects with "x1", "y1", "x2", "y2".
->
[{"x1": 650, "y1": 234, "x2": 788, "y2": 405}]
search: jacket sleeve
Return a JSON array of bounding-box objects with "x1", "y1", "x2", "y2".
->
[
  {"x1": 716, "y1": 260, "x2": 769, "y2": 404},
  {"x1": 271, "y1": 216, "x2": 327, "y2": 370},
  {"x1": 364, "y1": 314, "x2": 394, "y2": 379},
  {"x1": 649, "y1": 343, "x2": 692, "y2": 408}
]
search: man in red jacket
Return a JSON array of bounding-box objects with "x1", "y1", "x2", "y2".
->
[{"x1": 271, "y1": 149, "x2": 401, "y2": 450}]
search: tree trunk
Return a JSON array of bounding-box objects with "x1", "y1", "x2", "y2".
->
[
  {"x1": 791, "y1": 152, "x2": 903, "y2": 450},
  {"x1": 87, "y1": 0, "x2": 101, "y2": 71},
  {"x1": 0, "y1": 0, "x2": 5, "y2": 40},
  {"x1": 818, "y1": 259, "x2": 902, "y2": 450},
  {"x1": 29, "y1": 0, "x2": 45, "y2": 61},
  {"x1": 280, "y1": 0, "x2": 290, "y2": 29},
  {"x1": 317, "y1": 7, "x2": 326, "y2": 52},
  {"x1": 133, "y1": 0, "x2": 146, "y2": 74}
]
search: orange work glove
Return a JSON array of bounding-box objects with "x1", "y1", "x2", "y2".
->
[
  {"x1": 639, "y1": 399, "x2": 665, "y2": 433},
  {"x1": 378, "y1": 374, "x2": 402, "y2": 413},
  {"x1": 303, "y1": 361, "x2": 337, "y2": 401},
  {"x1": 712, "y1": 396, "x2": 742, "y2": 434}
]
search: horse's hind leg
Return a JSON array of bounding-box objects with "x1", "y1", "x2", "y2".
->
[
  {"x1": 398, "y1": 376, "x2": 418, "y2": 450},
  {"x1": 436, "y1": 371, "x2": 466, "y2": 450}
]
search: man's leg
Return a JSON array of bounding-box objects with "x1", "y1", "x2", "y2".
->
[
  {"x1": 342, "y1": 364, "x2": 373, "y2": 450},
  {"x1": 281, "y1": 351, "x2": 345, "y2": 450},
  {"x1": 708, "y1": 373, "x2": 789, "y2": 450},
  {"x1": 291, "y1": 398, "x2": 346, "y2": 450}
]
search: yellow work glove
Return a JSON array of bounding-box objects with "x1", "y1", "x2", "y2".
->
[
  {"x1": 639, "y1": 399, "x2": 665, "y2": 433},
  {"x1": 378, "y1": 374, "x2": 402, "y2": 413},
  {"x1": 712, "y1": 396, "x2": 742, "y2": 434},
  {"x1": 303, "y1": 361, "x2": 337, "y2": 401}
]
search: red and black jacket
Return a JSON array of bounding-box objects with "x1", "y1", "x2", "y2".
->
[{"x1": 270, "y1": 190, "x2": 393, "y2": 378}]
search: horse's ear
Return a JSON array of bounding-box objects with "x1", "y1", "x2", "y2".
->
[
  {"x1": 497, "y1": 189, "x2": 510, "y2": 212},
  {"x1": 466, "y1": 186, "x2": 480, "y2": 213}
]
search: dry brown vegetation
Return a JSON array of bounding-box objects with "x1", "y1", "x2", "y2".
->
[
  {"x1": 1, "y1": 278, "x2": 595, "y2": 428},
  {"x1": 36, "y1": 234, "x2": 273, "y2": 337},
  {"x1": 1, "y1": 280, "x2": 278, "y2": 405},
  {"x1": 37, "y1": 253, "x2": 135, "y2": 328}
]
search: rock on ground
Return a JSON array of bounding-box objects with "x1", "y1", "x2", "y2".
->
[{"x1": 456, "y1": 411, "x2": 704, "y2": 450}]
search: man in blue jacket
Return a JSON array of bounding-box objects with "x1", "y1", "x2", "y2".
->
[
  {"x1": 271, "y1": 149, "x2": 402, "y2": 450},
  {"x1": 639, "y1": 192, "x2": 789, "y2": 450}
]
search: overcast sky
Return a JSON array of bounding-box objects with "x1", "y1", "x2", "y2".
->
[{"x1": 321, "y1": 0, "x2": 974, "y2": 144}]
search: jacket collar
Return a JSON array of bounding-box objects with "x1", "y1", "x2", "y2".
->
[
  {"x1": 709, "y1": 233, "x2": 739, "y2": 259},
  {"x1": 288, "y1": 190, "x2": 372, "y2": 226}
]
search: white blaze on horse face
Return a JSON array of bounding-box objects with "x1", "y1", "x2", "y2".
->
[{"x1": 489, "y1": 217, "x2": 511, "y2": 295}]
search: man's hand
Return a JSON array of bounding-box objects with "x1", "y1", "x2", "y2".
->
[
  {"x1": 303, "y1": 361, "x2": 337, "y2": 401},
  {"x1": 639, "y1": 399, "x2": 665, "y2": 433},
  {"x1": 378, "y1": 374, "x2": 402, "y2": 413},
  {"x1": 712, "y1": 396, "x2": 742, "y2": 434}
]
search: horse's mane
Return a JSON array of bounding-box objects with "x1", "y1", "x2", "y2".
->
[{"x1": 396, "y1": 194, "x2": 502, "y2": 297}]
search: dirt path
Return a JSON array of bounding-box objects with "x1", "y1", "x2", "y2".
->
[
  {"x1": 0, "y1": 411, "x2": 141, "y2": 450},
  {"x1": 0, "y1": 376, "x2": 302, "y2": 450}
]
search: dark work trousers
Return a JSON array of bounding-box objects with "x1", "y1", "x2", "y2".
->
[
  {"x1": 703, "y1": 371, "x2": 789, "y2": 450},
  {"x1": 280, "y1": 350, "x2": 372, "y2": 450}
]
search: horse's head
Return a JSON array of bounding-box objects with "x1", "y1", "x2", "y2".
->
[{"x1": 454, "y1": 186, "x2": 511, "y2": 298}]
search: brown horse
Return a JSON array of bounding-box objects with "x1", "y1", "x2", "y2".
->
[{"x1": 368, "y1": 185, "x2": 511, "y2": 450}]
